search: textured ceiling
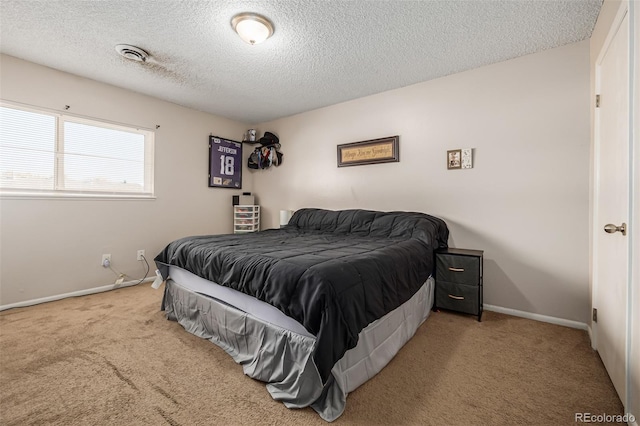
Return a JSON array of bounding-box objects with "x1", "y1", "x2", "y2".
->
[{"x1": 0, "y1": 0, "x2": 602, "y2": 124}]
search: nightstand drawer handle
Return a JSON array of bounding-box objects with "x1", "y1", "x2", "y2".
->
[
  {"x1": 448, "y1": 294, "x2": 465, "y2": 300},
  {"x1": 448, "y1": 267, "x2": 465, "y2": 272}
]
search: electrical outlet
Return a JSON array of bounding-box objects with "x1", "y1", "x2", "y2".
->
[
  {"x1": 137, "y1": 250, "x2": 145, "y2": 261},
  {"x1": 102, "y1": 254, "x2": 111, "y2": 268}
]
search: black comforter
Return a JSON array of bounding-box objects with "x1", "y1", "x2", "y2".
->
[{"x1": 155, "y1": 208, "x2": 448, "y2": 382}]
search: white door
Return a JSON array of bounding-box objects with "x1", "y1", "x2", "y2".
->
[{"x1": 593, "y1": 8, "x2": 629, "y2": 404}]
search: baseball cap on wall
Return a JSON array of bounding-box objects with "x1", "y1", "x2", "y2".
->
[{"x1": 259, "y1": 131, "x2": 279, "y2": 146}]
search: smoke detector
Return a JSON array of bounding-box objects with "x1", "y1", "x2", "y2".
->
[{"x1": 115, "y1": 44, "x2": 149, "y2": 62}]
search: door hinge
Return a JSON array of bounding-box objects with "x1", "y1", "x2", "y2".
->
[
  {"x1": 596, "y1": 94, "x2": 600, "y2": 108},
  {"x1": 592, "y1": 308, "x2": 598, "y2": 322}
]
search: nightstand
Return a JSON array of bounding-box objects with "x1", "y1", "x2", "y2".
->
[{"x1": 434, "y1": 248, "x2": 484, "y2": 321}]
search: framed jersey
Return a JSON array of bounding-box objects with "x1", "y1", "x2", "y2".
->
[{"x1": 209, "y1": 135, "x2": 242, "y2": 189}]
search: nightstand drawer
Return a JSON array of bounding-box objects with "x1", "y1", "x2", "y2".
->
[
  {"x1": 436, "y1": 254, "x2": 480, "y2": 285},
  {"x1": 435, "y1": 281, "x2": 480, "y2": 315}
]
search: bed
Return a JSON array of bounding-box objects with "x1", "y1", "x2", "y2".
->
[{"x1": 154, "y1": 208, "x2": 449, "y2": 421}]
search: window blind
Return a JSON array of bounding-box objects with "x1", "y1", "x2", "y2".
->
[
  {"x1": 0, "y1": 107, "x2": 56, "y2": 190},
  {"x1": 0, "y1": 104, "x2": 154, "y2": 197}
]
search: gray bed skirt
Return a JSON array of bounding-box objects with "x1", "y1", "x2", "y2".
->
[{"x1": 163, "y1": 277, "x2": 434, "y2": 421}]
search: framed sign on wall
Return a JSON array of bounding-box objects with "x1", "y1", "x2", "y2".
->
[
  {"x1": 209, "y1": 135, "x2": 242, "y2": 188},
  {"x1": 337, "y1": 135, "x2": 399, "y2": 167}
]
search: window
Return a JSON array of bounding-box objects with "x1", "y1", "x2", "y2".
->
[{"x1": 0, "y1": 103, "x2": 154, "y2": 198}]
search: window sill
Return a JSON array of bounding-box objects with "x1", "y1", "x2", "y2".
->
[{"x1": 0, "y1": 191, "x2": 156, "y2": 201}]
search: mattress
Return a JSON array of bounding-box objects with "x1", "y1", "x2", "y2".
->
[{"x1": 163, "y1": 266, "x2": 434, "y2": 421}]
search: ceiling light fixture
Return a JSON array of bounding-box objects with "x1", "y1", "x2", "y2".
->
[{"x1": 231, "y1": 13, "x2": 274, "y2": 45}]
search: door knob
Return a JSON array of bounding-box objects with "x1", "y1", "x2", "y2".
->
[{"x1": 604, "y1": 223, "x2": 627, "y2": 236}]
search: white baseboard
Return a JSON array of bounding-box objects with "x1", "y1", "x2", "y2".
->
[
  {"x1": 484, "y1": 304, "x2": 588, "y2": 331},
  {"x1": 0, "y1": 277, "x2": 155, "y2": 311}
]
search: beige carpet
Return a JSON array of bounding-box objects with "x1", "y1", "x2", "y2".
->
[{"x1": 0, "y1": 284, "x2": 622, "y2": 425}]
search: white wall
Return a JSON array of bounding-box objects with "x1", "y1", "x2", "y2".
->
[
  {"x1": 0, "y1": 42, "x2": 594, "y2": 323},
  {"x1": 0, "y1": 54, "x2": 250, "y2": 306},
  {"x1": 252, "y1": 41, "x2": 591, "y2": 323}
]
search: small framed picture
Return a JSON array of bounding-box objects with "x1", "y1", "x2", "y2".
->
[
  {"x1": 461, "y1": 148, "x2": 473, "y2": 169},
  {"x1": 447, "y1": 149, "x2": 462, "y2": 169}
]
